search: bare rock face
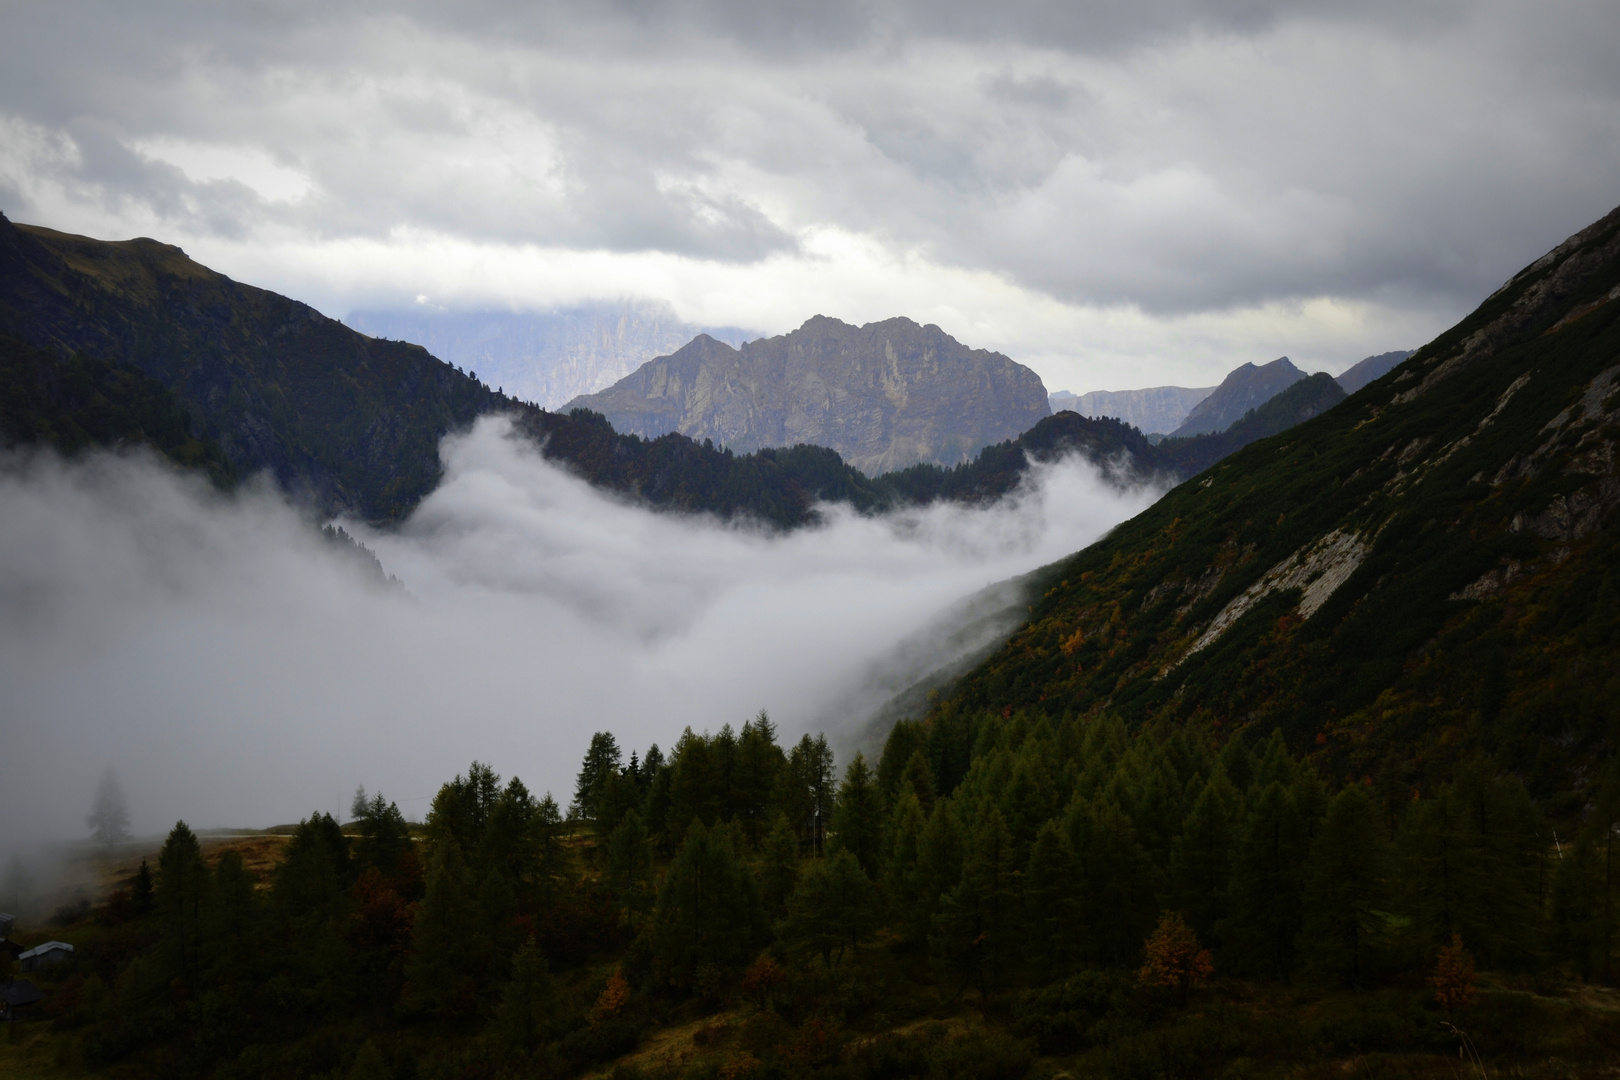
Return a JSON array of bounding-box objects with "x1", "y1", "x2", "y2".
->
[{"x1": 563, "y1": 315, "x2": 1050, "y2": 474}]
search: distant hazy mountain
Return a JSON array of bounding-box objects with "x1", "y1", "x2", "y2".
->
[
  {"x1": 1050, "y1": 385, "x2": 1215, "y2": 437},
  {"x1": 1168, "y1": 356, "x2": 1307, "y2": 438},
  {"x1": 564, "y1": 315, "x2": 1051, "y2": 475},
  {"x1": 346, "y1": 302, "x2": 757, "y2": 409},
  {"x1": 1335, "y1": 349, "x2": 1415, "y2": 395}
]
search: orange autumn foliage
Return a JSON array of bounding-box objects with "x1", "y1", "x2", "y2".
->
[
  {"x1": 588, "y1": 968, "x2": 630, "y2": 1026},
  {"x1": 1138, "y1": 911, "x2": 1214, "y2": 1001},
  {"x1": 1432, "y1": 933, "x2": 1476, "y2": 1012}
]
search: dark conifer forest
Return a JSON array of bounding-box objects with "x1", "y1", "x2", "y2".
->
[{"x1": 6, "y1": 713, "x2": 1620, "y2": 1079}]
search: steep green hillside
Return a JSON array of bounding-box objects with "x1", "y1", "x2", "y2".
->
[
  {"x1": 0, "y1": 332, "x2": 232, "y2": 481},
  {"x1": 929, "y1": 203, "x2": 1620, "y2": 810}
]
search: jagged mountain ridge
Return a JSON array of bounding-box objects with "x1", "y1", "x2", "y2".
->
[
  {"x1": 916, "y1": 202, "x2": 1620, "y2": 806},
  {"x1": 1168, "y1": 356, "x2": 1307, "y2": 437},
  {"x1": 346, "y1": 302, "x2": 757, "y2": 410},
  {"x1": 563, "y1": 315, "x2": 1051, "y2": 475}
]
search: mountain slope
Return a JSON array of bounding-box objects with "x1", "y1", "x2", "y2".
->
[
  {"x1": 925, "y1": 202, "x2": 1620, "y2": 809},
  {"x1": 1168, "y1": 356, "x2": 1306, "y2": 437},
  {"x1": 0, "y1": 214, "x2": 506, "y2": 519},
  {"x1": 1050, "y1": 384, "x2": 1216, "y2": 436},
  {"x1": 1154, "y1": 372, "x2": 1347, "y2": 477},
  {"x1": 1335, "y1": 348, "x2": 1414, "y2": 395},
  {"x1": 563, "y1": 315, "x2": 1051, "y2": 474}
]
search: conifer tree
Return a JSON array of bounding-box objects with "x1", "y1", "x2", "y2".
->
[
  {"x1": 1171, "y1": 765, "x2": 1239, "y2": 949},
  {"x1": 87, "y1": 767, "x2": 131, "y2": 848},
  {"x1": 407, "y1": 838, "x2": 480, "y2": 1017},
  {"x1": 157, "y1": 820, "x2": 208, "y2": 985},
  {"x1": 884, "y1": 791, "x2": 929, "y2": 944},
  {"x1": 917, "y1": 798, "x2": 966, "y2": 921},
  {"x1": 132, "y1": 857, "x2": 155, "y2": 915},
  {"x1": 1070, "y1": 796, "x2": 1158, "y2": 965},
  {"x1": 1224, "y1": 781, "x2": 1307, "y2": 980},
  {"x1": 830, "y1": 752, "x2": 882, "y2": 876},
  {"x1": 778, "y1": 848, "x2": 881, "y2": 968},
  {"x1": 736, "y1": 713, "x2": 786, "y2": 847},
  {"x1": 930, "y1": 808, "x2": 1019, "y2": 997},
  {"x1": 1251, "y1": 729, "x2": 1295, "y2": 792},
  {"x1": 651, "y1": 820, "x2": 767, "y2": 987},
  {"x1": 1025, "y1": 819, "x2": 1080, "y2": 981},
  {"x1": 1298, "y1": 785, "x2": 1390, "y2": 988},
  {"x1": 901, "y1": 749, "x2": 938, "y2": 815},
  {"x1": 758, "y1": 812, "x2": 802, "y2": 917},
  {"x1": 494, "y1": 939, "x2": 563, "y2": 1054},
  {"x1": 877, "y1": 719, "x2": 927, "y2": 808},
  {"x1": 572, "y1": 732, "x2": 623, "y2": 828},
  {"x1": 607, "y1": 809, "x2": 651, "y2": 906}
]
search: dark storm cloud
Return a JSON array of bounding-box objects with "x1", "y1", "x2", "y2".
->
[{"x1": 0, "y1": 0, "x2": 1616, "y2": 362}]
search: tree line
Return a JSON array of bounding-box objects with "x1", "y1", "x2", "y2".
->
[{"x1": 27, "y1": 708, "x2": 1620, "y2": 1078}]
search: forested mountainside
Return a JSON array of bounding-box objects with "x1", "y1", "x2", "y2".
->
[
  {"x1": 926, "y1": 201, "x2": 1620, "y2": 811},
  {"x1": 0, "y1": 332, "x2": 232, "y2": 483},
  {"x1": 562, "y1": 316, "x2": 1052, "y2": 475}
]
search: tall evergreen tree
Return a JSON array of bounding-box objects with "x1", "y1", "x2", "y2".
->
[
  {"x1": 1171, "y1": 765, "x2": 1240, "y2": 949},
  {"x1": 407, "y1": 838, "x2": 480, "y2": 1018},
  {"x1": 778, "y1": 848, "x2": 881, "y2": 968},
  {"x1": 736, "y1": 713, "x2": 786, "y2": 847},
  {"x1": 87, "y1": 767, "x2": 131, "y2": 848},
  {"x1": 831, "y1": 752, "x2": 883, "y2": 876},
  {"x1": 1298, "y1": 785, "x2": 1390, "y2": 989},
  {"x1": 930, "y1": 808, "x2": 1020, "y2": 997},
  {"x1": 1025, "y1": 819, "x2": 1080, "y2": 982},
  {"x1": 884, "y1": 790, "x2": 930, "y2": 945},
  {"x1": 1224, "y1": 781, "x2": 1307, "y2": 981},
  {"x1": 572, "y1": 732, "x2": 624, "y2": 828},
  {"x1": 157, "y1": 820, "x2": 208, "y2": 986},
  {"x1": 758, "y1": 812, "x2": 802, "y2": 918},
  {"x1": 650, "y1": 820, "x2": 766, "y2": 987}
]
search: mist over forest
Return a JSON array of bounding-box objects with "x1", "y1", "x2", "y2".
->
[{"x1": 0, "y1": 416, "x2": 1159, "y2": 852}]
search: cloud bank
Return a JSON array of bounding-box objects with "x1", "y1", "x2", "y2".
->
[
  {"x1": 0, "y1": 418, "x2": 1161, "y2": 846},
  {"x1": 2, "y1": 1, "x2": 1616, "y2": 390}
]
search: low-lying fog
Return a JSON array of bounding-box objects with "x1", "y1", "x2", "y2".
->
[{"x1": 0, "y1": 416, "x2": 1162, "y2": 856}]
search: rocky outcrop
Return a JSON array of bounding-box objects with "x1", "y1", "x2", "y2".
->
[
  {"x1": 1168, "y1": 357, "x2": 1307, "y2": 438},
  {"x1": 563, "y1": 315, "x2": 1051, "y2": 474}
]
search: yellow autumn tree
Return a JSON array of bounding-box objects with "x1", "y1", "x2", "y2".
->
[
  {"x1": 1432, "y1": 933, "x2": 1476, "y2": 1012},
  {"x1": 1138, "y1": 911, "x2": 1214, "y2": 1003}
]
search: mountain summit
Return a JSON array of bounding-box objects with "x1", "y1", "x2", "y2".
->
[
  {"x1": 1167, "y1": 356, "x2": 1307, "y2": 437},
  {"x1": 563, "y1": 315, "x2": 1050, "y2": 475}
]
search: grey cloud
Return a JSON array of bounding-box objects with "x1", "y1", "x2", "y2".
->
[{"x1": 0, "y1": 421, "x2": 1160, "y2": 846}]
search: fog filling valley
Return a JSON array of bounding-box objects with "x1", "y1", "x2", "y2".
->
[{"x1": 0, "y1": 416, "x2": 1162, "y2": 863}]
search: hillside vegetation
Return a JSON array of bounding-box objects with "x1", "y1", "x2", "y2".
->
[{"x1": 929, "y1": 202, "x2": 1620, "y2": 810}]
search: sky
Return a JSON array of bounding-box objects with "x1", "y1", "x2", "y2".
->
[
  {"x1": 2, "y1": 1, "x2": 1618, "y2": 391},
  {"x1": 0, "y1": 419, "x2": 1160, "y2": 849}
]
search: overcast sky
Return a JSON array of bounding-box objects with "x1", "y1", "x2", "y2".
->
[{"x1": 2, "y1": 1, "x2": 1617, "y2": 390}]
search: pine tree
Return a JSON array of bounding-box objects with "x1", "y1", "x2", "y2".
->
[
  {"x1": 884, "y1": 790, "x2": 929, "y2": 944},
  {"x1": 572, "y1": 732, "x2": 624, "y2": 828},
  {"x1": 917, "y1": 798, "x2": 966, "y2": 921},
  {"x1": 157, "y1": 820, "x2": 208, "y2": 986},
  {"x1": 650, "y1": 820, "x2": 767, "y2": 987},
  {"x1": 607, "y1": 809, "x2": 651, "y2": 907},
  {"x1": 830, "y1": 753, "x2": 882, "y2": 877},
  {"x1": 1298, "y1": 785, "x2": 1390, "y2": 988},
  {"x1": 1224, "y1": 781, "x2": 1307, "y2": 980},
  {"x1": 132, "y1": 858, "x2": 155, "y2": 915},
  {"x1": 407, "y1": 838, "x2": 480, "y2": 1017},
  {"x1": 736, "y1": 713, "x2": 786, "y2": 847},
  {"x1": 1071, "y1": 796, "x2": 1158, "y2": 966},
  {"x1": 930, "y1": 808, "x2": 1019, "y2": 997},
  {"x1": 758, "y1": 812, "x2": 802, "y2": 917},
  {"x1": 876, "y1": 719, "x2": 927, "y2": 808},
  {"x1": 1171, "y1": 765, "x2": 1239, "y2": 949},
  {"x1": 1025, "y1": 819, "x2": 1079, "y2": 981},
  {"x1": 494, "y1": 939, "x2": 563, "y2": 1054},
  {"x1": 778, "y1": 848, "x2": 881, "y2": 968},
  {"x1": 87, "y1": 767, "x2": 131, "y2": 848}
]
